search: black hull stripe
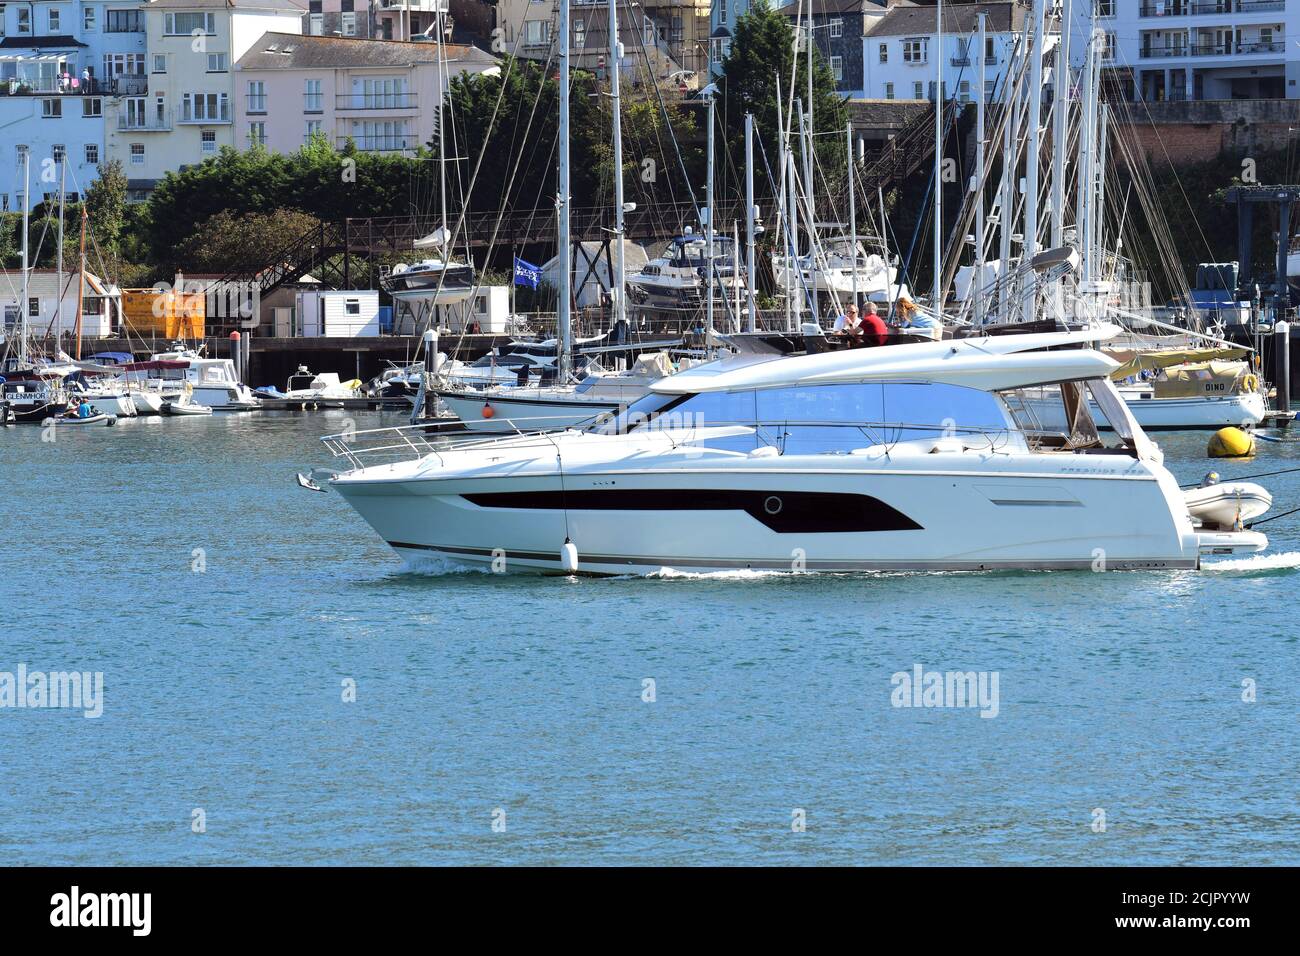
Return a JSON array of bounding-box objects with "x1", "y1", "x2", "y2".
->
[{"x1": 460, "y1": 489, "x2": 922, "y2": 534}]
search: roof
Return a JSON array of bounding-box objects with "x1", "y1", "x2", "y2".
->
[
  {"x1": 778, "y1": 0, "x2": 889, "y2": 17},
  {"x1": 866, "y1": 1, "x2": 1024, "y2": 38},
  {"x1": 652, "y1": 326, "x2": 1123, "y2": 395},
  {"x1": 0, "y1": 36, "x2": 87, "y2": 49},
  {"x1": 236, "y1": 32, "x2": 499, "y2": 71}
]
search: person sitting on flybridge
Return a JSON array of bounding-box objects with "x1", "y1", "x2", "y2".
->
[
  {"x1": 833, "y1": 303, "x2": 861, "y2": 337},
  {"x1": 893, "y1": 296, "x2": 941, "y2": 339}
]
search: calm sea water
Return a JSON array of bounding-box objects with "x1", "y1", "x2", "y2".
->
[{"x1": 1, "y1": 410, "x2": 1298, "y2": 866}]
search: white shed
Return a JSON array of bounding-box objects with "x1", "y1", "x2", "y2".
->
[{"x1": 297, "y1": 290, "x2": 382, "y2": 337}]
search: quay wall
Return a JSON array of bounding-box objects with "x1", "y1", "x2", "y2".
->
[{"x1": 1121, "y1": 99, "x2": 1300, "y2": 162}]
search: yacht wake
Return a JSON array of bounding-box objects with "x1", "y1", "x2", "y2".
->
[
  {"x1": 397, "y1": 555, "x2": 491, "y2": 577},
  {"x1": 1200, "y1": 551, "x2": 1300, "y2": 573}
]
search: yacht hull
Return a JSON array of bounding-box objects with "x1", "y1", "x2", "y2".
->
[{"x1": 331, "y1": 459, "x2": 1205, "y2": 574}]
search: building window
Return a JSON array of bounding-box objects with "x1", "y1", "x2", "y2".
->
[
  {"x1": 524, "y1": 20, "x2": 549, "y2": 46},
  {"x1": 345, "y1": 299, "x2": 360, "y2": 315},
  {"x1": 305, "y1": 119, "x2": 322, "y2": 140},
  {"x1": 52, "y1": 144, "x2": 65, "y2": 163},
  {"x1": 29, "y1": 298, "x2": 40, "y2": 317},
  {"x1": 879, "y1": 43, "x2": 887, "y2": 64},
  {"x1": 1098, "y1": 0, "x2": 1115, "y2": 16},
  {"x1": 42, "y1": 99, "x2": 62, "y2": 118},
  {"x1": 913, "y1": 81, "x2": 923, "y2": 99},
  {"x1": 153, "y1": 54, "x2": 167, "y2": 74},
  {"x1": 984, "y1": 80, "x2": 995, "y2": 98},
  {"x1": 341, "y1": 11, "x2": 356, "y2": 36},
  {"x1": 164, "y1": 12, "x2": 215, "y2": 36},
  {"x1": 183, "y1": 92, "x2": 228, "y2": 122},
  {"x1": 720, "y1": 0, "x2": 727, "y2": 23},
  {"x1": 903, "y1": 38, "x2": 927, "y2": 64},
  {"x1": 574, "y1": 21, "x2": 585, "y2": 49},
  {"x1": 309, "y1": 13, "x2": 323, "y2": 35},
  {"x1": 304, "y1": 79, "x2": 322, "y2": 112},
  {"x1": 1102, "y1": 32, "x2": 1115, "y2": 61},
  {"x1": 249, "y1": 122, "x2": 266, "y2": 147},
  {"x1": 958, "y1": 80, "x2": 970, "y2": 103},
  {"x1": 207, "y1": 53, "x2": 227, "y2": 72},
  {"x1": 247, "y1": 81, "x2": 266, "y2": 113},
  {"x1": 105, "y1": 9, "x2": 143, "y2": 32},
  {"x1": 885, "y1": 82, "x2": 894, "y2": 100},
  {"x1": 829, "y1": 19, "x2": 842, "y2": 40},
  {"x1": 201, "y1": 130, "x2": 217, "y2": 153},
  {"x1": 85, "y1": 143, "x2": 98, "y2": 164},
  {"x1": 83, "y1": 98, "x2": 102, "y2": 117},
  {"x1": 17, "y1": 8, "x2": 29, "y2": 33},
  {"x1": 84, "y1": 7, "x2": 96, "y2": 31},
  {"x1": 130, "y1": 143, "x2": 144, "y2": 165},
  {"x1": 48, "y1": 9, "x2": 60, "y2": 31},
  {"x1": 831, "y1": 56, "x2": 843, "y2": 82}
]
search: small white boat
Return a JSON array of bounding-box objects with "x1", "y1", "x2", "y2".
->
[
  {"x1": 162, "y1": 399, "x2": 213, "y2": 416},
  {"x1": 1183, "y1": 479, "x2": 1272, "y2": 530}
]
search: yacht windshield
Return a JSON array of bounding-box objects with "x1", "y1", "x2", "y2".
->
[{"x1": 592, "y1": 382, "x2": 1015, "y2": 454}]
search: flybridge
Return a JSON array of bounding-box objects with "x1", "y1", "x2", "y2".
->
[{"x1": 651, "y1": 326, "x2": 1125, "y2": 395}]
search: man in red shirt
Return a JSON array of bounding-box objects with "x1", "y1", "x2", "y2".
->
[{"x1": 859, "y1": 302, "x2": 888, "y2": 347}]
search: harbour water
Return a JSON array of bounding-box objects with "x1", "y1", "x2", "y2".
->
[{"x1": 2, "y1": 412, "x2": 1298, "y2": 865}]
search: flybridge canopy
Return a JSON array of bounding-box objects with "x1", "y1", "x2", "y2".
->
[{"x1": 652, "y1": 327, "x2": 1123, "y2": 395}]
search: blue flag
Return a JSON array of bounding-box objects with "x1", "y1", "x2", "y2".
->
[{"x1": 513, "y1": 256, "x2": 542, "y2": 289}]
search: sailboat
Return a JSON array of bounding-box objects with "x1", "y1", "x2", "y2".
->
[{"x1": 0, "y1": 148, "x2": 70, "y2": 423}]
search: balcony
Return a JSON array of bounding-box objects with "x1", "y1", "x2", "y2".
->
[
  {"x1": 1140, "y1": 1, "x2": 1285, "y2": 15},
  {"x1": 335, "y1": 92, "x2": 418, "y2": 111},
  {"x1": 303, "y1": 93, "x2": 323, "y2": 113},
  {"x1": 117, "y1": 112, "x2": 171, "y2": 132},
  {"x1": 375, "y1": 0, "x2": 446, "y2": 9},
  {"x1": 1140, "y1": 39, "x2": 1283, "y2": 57},
  {"x1": 337, "y1": 134, "x2": 416, "y2": 152},
  {"x1": 950, "y1": 56, "x2": 971, "y2": 67}
]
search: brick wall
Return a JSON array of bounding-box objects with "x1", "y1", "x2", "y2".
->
[{"x1": 1123, "y1": 99, "x2": 1300, "y2": 162}]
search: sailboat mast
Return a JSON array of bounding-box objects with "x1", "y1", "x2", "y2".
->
[
  {"x1": 75, "y1": 206, "x2": 87, "y2": 360},
  {"x1": 56, "y1": 159, "x2": 65, "y2": 340},
  {"x1": 744, "y1": 112, "x2": 757, "y2": 332},
  {"x1": 19, "y1": 147, "x2": 29, "y2": 366},
  {"x1": 1020, "y1": 0, "x2": 1046, "y2": 323},
  {"x1": 973, "y1": 12, "x2": 986, "y2": 327},
  {"x1": 557, "y1": 0, "x2": 572, "y2": 382},
  {"x1": 805, "y1": 5, "x2": 816, "y2": 316},
  {"x1": 846, "y1": 120, "x2": 858, "y2": 313},
  {"x1": 436, "y1": 3, "x2": 447, "y2": 239},
  {"x1": 705, "y1": 87, "x2": 715, "y2": 339},
  {"x1": 932, "y1": 0, "x2": 943, "y2": 312},
  {"x1": 608, "y1": 0, "x2": 626, "y2": 330}
]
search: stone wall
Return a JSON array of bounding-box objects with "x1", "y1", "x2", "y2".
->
[{"x1": 1121, "y1": 99, "x2": 1300, "y2": 161}]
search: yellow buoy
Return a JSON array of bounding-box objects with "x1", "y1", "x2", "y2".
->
[{"x1": 1207, "y1": 426, "x2": 1255, "y2": 458}]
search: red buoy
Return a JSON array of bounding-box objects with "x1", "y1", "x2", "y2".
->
[{"x1": 482, "y1": 404, "x2": 495, "y2": 419}]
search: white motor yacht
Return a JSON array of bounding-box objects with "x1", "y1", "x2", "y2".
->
[
  {"x1": 122, "y1": 347, "x2": 258, "y2": 411},
  {"x1": 627, "y1": 234, "x2": 745, "y2": 311},
  {"x1": 315, "y1": 326, "x2": 1272, "y2": 574}
]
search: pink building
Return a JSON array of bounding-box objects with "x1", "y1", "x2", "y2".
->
[{"x1": 233, "y1": 32, "x2": 497, "y2": 156}]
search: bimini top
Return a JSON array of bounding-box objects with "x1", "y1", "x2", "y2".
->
[{"x1": 652, "y1": 326, "x2": 1123, "y2": 395}]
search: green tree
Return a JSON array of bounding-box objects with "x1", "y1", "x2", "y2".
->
[
  {"x1": 719, "y1": 0, "x2": 848, "y2": 204},
  {"x1": 178, "y1": 208, "x2": 325, "y2": 274},
  {"x1": 85, "y1": 158, "x2": 128, "y2": 258}
]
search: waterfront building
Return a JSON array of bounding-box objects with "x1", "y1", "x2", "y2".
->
[
  {"x1": 103, "y1": 0, "x2": 304, "y2": 201},
  {"x1": 778, "y1": 1, "x2": 889, "y2": 97},
  {"x1": 0, "y1": 1, "x2": 148, "y2": 211},
  {"x1": 1086, "y1": 0, "x2": 1297, "y2": 103},
  {"x1": 232, "y1": 31, "x2": 497, "y2": 157},
  {"x1": 860, "y1": 1, "x2": 1026, "y2": 104},
  {"x1": 494, "y1": 0, "x2": 708, "y2": 81},
  {"x1": 0, "y1": 267, "x2": 119, "y2": 339}
]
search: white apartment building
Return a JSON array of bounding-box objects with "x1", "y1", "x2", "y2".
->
[
  {"x1": 861, "y1": 1, "x2": 1028, "y2": 103},
  {"x1": 1079, "y1": 0, "x2": 1299, "y2": 102},
  {"x1": 103, "y1": 0, "x2": 302, "y2": 199},
  {"x1": 0, "y1": 1, "x2": 148, "y2": 211}
]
